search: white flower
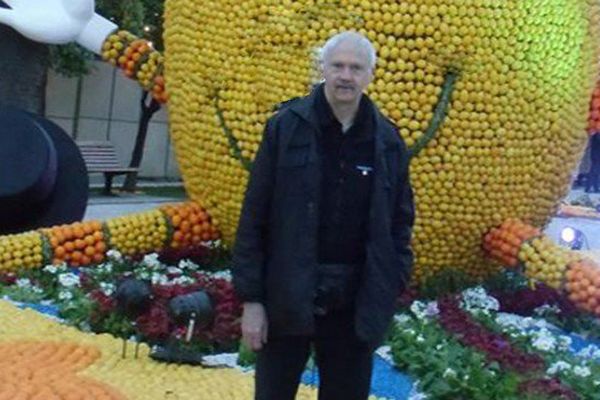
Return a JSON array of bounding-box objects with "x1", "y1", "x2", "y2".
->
[
  {"x1": 557, "y1": 335, "x2": 572, "y2": 352},
  {"x1": 461, "y1": 286, "x2": 499, "y2": 313},
  {"x1": 405, "y1": 329, "x2": 416, "y2": 336},
  {"x1": 547, "y1": 361, "x2": 571, "y2": 375},
  {"x1": 16, "y1": 278, "x2": 32, "y2": 288},
  {"x1": 573, "y1": 366, "x2": 591, "y2": 378},
  {"x1": 58, "y1": 290, "x2": 73, "y2": 301},
  {"x1": 410, "y1": 300, "x2": 439, "y2": 320},
  {"x1": 416, "y1": 335, "x2": 425, "y2": 343},
  {"x1": 534, "y1": 304, "x2": 561, "y2": 317},
  {"x1": 143, "y1": 253, "x2": 162, "y2": 269},
  {"x1": 394, "y1": 314, "x2": 412, "y2": 326},
  {"x1": 170, "y1": 275, "x2": 195, "y2": 286},
  {"x1": 58, "y1": 273, "x2": 80, "y2": 288},
  {"x1": 443, "y1": 368, "x2": 457, "y2": 378},
  {"x1": 178, "y1": 259, "x2": 199, "y2": 271},
  {"x1": 167, "y1": 266, "x2": 183, "y2": 275},
  {"x1": 138, "y1": 271, "x2": 150, "y2": 280},
  {"x1": 43, "y1": 265, "x2": 58, "y2": 274},
  {"x1": 151, "y1": 272, "x2": 169, "y2": 285},
  {"x1": 495, "y1": 313, "x2": 551, "y2": 331},
  {"x1": 531, "y1": 328, "x2": 557, "y2": 352},
  {"x1": 100, "y1": 282, "x2": 115, "y2": 296},
  {"x1": 32, "y1": 286, "x2": 44, "y2": 294},
  {"x1": 106, "y1": 249, "x2": 123, "y2": 261},
  {"x1": 99, "y1": 263, "x2": 113, "y2": 273},
  {"x1": 425, "y1": 301, "x2": 439, "y2": 316},
  {"x1": 577, "y1": 345, "x2": 600, "y2": 361},
  {"x1": 210, "y1": 270, "x2": 232, "y2": 281}
]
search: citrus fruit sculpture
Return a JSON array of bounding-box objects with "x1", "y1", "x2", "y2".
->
[
  {"x1": 2, "y1": 0, "x2": 600, "y2": 298},
  {"x1": 160, "y1": 0, "x2": 600, "y2": 286}
]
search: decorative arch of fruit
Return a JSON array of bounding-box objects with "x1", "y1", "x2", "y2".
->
[{"x1": 2, "y1": 0, "x2": 600, "y2": 317}]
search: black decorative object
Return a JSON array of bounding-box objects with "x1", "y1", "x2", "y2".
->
[
  {"x1": 115, "y1": 278, "x2": 153, "y2": 319},
  {"x1": 114, "y1": 278, "x2": 152, "y2": 358},
  {"x1": 0, "y1": 105, "x2": 88, "y2": 234},
  {"x1": 168, "y1": 290, "x2": 214, "y2": 330},
  {"x1": 149, "y1": 290, "x2": 215, "y2": 366},
  {"x1": 150, "y1": 338, "x2": 206, "y2": 366}
]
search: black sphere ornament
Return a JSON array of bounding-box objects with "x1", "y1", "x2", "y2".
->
[
  {"x1": 114, "y1": 278, "x2": 153, "y2": 320},
  {"x1": 168, "y1": 290, "x2": 214, "y2": 329}
]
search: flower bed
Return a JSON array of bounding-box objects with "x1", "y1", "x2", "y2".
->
[{"x1": 2, "y1": 244, "x2": 600, "y2": 400}]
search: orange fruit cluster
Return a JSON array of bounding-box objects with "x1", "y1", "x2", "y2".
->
[
  {"x1": 42, "y1": 221, "x2": 106, "y2": 267},
  {"x1": 151, "y1": 75, "x2": 168, "y2": 104},
  {"x1": 565, "y1": 259, "x2": 600, "y2": 316},
  {"x1": 160, "y1": 202, "x2": 220, "y2": 248},
  {"x1": 101, "y1": 31, "x2": 167, "y2": 103},
  {"x1": 483, "y1": 219, "x2": 541, "y2": 268},
  {"x1": 0, "y1": 341, "x2": 125, "y2": 400},
  {"x1": 588, "y1": 83, "x2": 600, "y2": 134}
]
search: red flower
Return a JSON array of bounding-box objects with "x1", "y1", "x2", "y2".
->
[
  {"x1": 0, "y1": 272, "x2": 17, "y2": 285},
  {"x1": 438, "y1": 296, "x2": 544, "y2": 373},
  {"x1": 89, "y1": 289, "x2": 115, "y2": 313},
  {"x1": 136, "y1": 302, "x2": 171, "y2": 341}
]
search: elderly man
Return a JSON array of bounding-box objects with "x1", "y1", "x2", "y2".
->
[{"x1": 233, "y1": 31, "x2": 415, "y2": 400}]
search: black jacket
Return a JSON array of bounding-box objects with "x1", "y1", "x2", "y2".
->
[
  {"x1": 591, "y1": 133, "x2": 600, "y2": 165},
  {"x1": 232, "y1": 87, "x2": 415, "y2": 346}
]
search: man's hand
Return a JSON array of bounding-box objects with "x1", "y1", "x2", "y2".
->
[{"x1": 241, "y1": 302, "x2": 268, "y2": 351}]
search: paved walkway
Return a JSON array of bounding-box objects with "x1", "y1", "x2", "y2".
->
[{"x1": 84, "y1": 193, "x2": 183, "y2": 221}]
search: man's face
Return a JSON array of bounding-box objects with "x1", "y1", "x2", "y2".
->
[{"x1": 322, "y1": 41, "x2": 373, "y2": 106}]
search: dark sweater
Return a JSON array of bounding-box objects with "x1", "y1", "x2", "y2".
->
[{"x1": 314, "y1": 85, "x2": 375, "y2": 265}]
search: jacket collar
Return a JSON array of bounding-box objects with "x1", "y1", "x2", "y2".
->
[{"x1": 288, "y1": 84, "x2": 398, "y2": 152}]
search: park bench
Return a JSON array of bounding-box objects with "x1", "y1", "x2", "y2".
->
[{"x1": 77, "y1": 140, "x2": 138, "y2": 195}]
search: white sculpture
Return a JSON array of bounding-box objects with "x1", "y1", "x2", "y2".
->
[{"x1": 0, "y1": 0, "x2": 116, "y2": 54}]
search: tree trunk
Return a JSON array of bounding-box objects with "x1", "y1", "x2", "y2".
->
[
  {"x1": 0, "y1": 25, "x2": 49, "y2": 115},
  {"x1": 122, "y1": 90, "x2": 161, "y2": 192}
]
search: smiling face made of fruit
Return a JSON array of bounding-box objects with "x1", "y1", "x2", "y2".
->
[
  {"x1": 1, "y1": 0, "x2": 599, "y2": 286},
  {"x1": 161, "y1": 0, "x2": 600, "y2": 283}
]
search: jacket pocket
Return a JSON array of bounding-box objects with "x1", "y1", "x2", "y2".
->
[{"x1": 277, "y1": 145, "x2": 310, "y2": 195}]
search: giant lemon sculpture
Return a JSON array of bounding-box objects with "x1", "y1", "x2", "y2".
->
[
  {"x1": 161, "y1": 0, "x2": 600, "y2": 283},
  {"x1": 0, "y1": 0, "x2": 599, "y2": 287}
]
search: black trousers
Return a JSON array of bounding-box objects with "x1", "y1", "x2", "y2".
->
[
  {"x1": 586, "y1": 162, "x2": 600, "y2": 192},
  {"x1": 254, "y1": 310, "x2": 374, "y2": 400}
]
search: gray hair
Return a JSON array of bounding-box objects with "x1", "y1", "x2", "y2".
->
[{"x1": 319, "y1": 31, "x2": 377, "y2": 70}]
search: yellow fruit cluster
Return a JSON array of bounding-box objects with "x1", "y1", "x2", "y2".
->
[
  {"x1": 0, "y1": 232, "x2": 45, "y2": 273},
  {"x1": 105, "y1": 209, "x2": 169, "y2": 256},
  {"x1": 164, "y1": 0, "x2": 600, "y2": 283},
  {"x1": 518, "y1": 236, "x2": 578, "y2": 290},
  {"x1": 0, "y1": 301, "x2": 325, "y2": 400}
]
